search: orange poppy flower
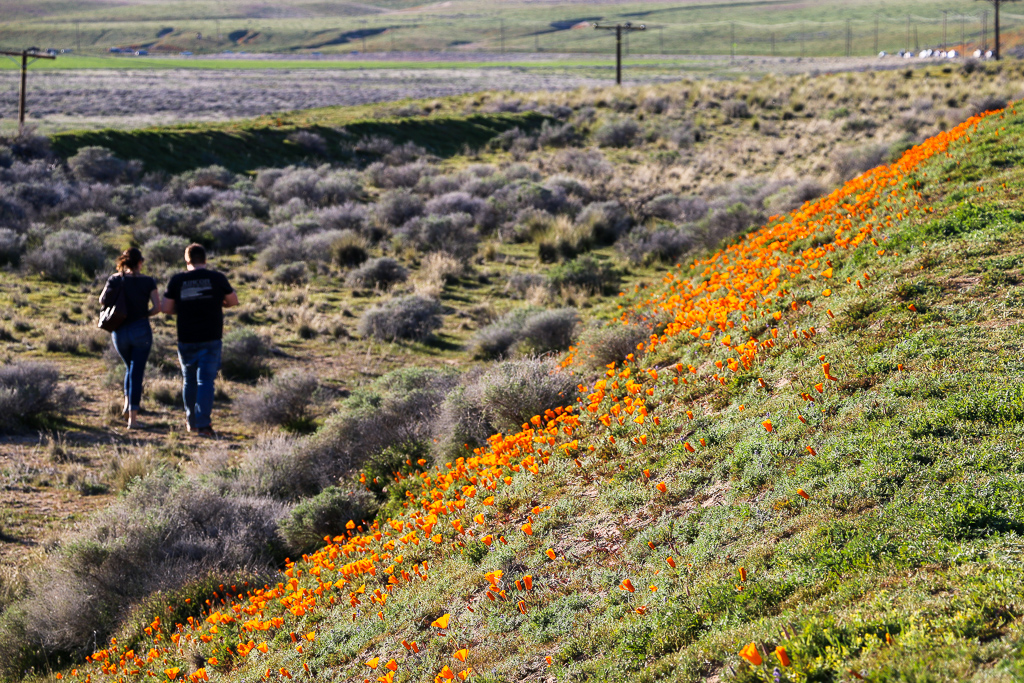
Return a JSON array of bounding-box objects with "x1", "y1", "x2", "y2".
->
[
  {"x1": 738, "y1": 642, "x2": 763, "y2": 666},
  {"x1": 546, "y1": 548, "x2": 557, "y2": 560},
  {"x1": 431, "y1": 614, "x2": 451, "y2": 629},
  {"x1": 775, "y1": 646, "x2": 791, "y2": 666}
]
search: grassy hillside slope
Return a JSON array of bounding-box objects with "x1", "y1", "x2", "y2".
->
[
  {"x1": 48, "y1": 111, "x2": 549, "y2": 174},
  {"x1": 37, "y1": 101, "x2": 1024, "y2": 682}
]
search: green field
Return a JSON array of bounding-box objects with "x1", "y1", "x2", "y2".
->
[
  {"x1": 0, "y1": 55, "x2": 706, "y2": 72},
  {"x1": 0, "y1": 0, "x2": 1017, "y2": 59}
]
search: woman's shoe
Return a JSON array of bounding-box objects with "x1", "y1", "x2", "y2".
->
[{"x1": 127, "y1": 410, "x2": 140, "y2": 429}]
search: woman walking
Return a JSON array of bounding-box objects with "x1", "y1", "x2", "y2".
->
[{"x1": 100, "y1": 248, "x2": 159, "y2": 429}]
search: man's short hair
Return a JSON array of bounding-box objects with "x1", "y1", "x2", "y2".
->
[{"x1": 185, "y1": 243, "x2": 206, "y2": 264}]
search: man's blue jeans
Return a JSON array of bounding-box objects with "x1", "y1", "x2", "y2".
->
[
  {"x1": 111, "y1": 318, "x2": 152, "y2": 411},
  {"x1": 176, "y1": 340, "x2": 222, "y2": 430}
]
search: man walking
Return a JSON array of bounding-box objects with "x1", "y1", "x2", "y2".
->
[{"x1": 161, "y1": 243, "x2": 238, "y2": 436}]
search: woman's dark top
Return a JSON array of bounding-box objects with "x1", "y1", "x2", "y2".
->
[{"x1": 103, "y1": 274, "x2": 157, "y2": 325}]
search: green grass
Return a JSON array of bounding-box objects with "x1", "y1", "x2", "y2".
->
[
  {"x1": 0, "y1": 0, "x2": 1015, "y2": 58},
  {"x1": 0, "y1": 55, "x2": 706, "y2": 71}
]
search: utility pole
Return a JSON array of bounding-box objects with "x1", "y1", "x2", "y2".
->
[
  {"x1": 943, "y1": 11, "x2": 948, "y2": 51},
  {"x1": 593, "y1": 22, "x2": 645, "y2": 85},
  {"x1": 906, "y1": 15, "x2": 911, "y2": 52},
  {"x1": 979, "y1": 0, "x2": 1020, "y2": 61},
  {"x1": 995, "y1": 1, "x2": 1000, "y2": 59},
  {"x1": 846, "y1": 18, "x2": 851, "y2": 57},
  {"x1": 1, "y1": 49, "x2": 56, "y2": 136},
  {"x1": 914, "y1": 25, "x2": 919, "y2": 51}
]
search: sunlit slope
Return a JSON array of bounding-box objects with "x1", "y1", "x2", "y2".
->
[{"x1": 62, "y1": 106, "x2": 1024, "y2": 682}]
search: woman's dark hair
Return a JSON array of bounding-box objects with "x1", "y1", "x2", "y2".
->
[{"x1": 116, "y1": 247, "x2": 144, "y2": 274}]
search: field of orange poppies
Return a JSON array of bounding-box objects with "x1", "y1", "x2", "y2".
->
[{"x1": 10, "y1": 92, "x2": 1023, "y2": 683}]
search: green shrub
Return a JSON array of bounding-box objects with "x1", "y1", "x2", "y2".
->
[
  {"x1": 548, "y1": 256, "x2": 621, "y2": 295},
  {"x1": 573, "y1": 323, "x2": 649, "y2": 369},
  {"x1": 361, "y1": 441, "x2": 432, "y2": 500},
  {"x1": 272, "y1": 261, "x2": 308, "y2": 285},
  {"x1": 220, "y1": 327, "x2": 274, "y2": 381},
  {"x1": 0, "y1": 362, "x2": 77, "y2": 433},
  {"x1": 358, "y1": 296, "x2": 443, "y2": 342},
  {"x1": 278, "y1": 486, "x2": 379, "y2": 554},
  {"x1": 236, "y1": 370, "x2": 321, "y2": 431},
  {"x1": 470, "y1": 307, "x2": 579, "y2": 359}
]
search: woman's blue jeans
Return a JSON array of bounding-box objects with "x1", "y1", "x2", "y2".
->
[
  {"x1": 111, "y1": 318, "x2": 152, "y2": 411},
  {"x1": 176, "y1": 340, "x2": 222, "y2": 430}
]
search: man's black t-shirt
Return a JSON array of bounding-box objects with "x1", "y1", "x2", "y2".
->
[{"x1": 164, "y1": 269, "x2": 234, "y2": 343}]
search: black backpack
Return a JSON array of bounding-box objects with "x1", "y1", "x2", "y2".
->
[{"x1": 98, "y1": 275, "x2": 128, "y2": 332}]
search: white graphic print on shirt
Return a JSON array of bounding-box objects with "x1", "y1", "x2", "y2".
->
[{"x1": 180, "y1": 279, "x2": 213, "y2": 301}]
